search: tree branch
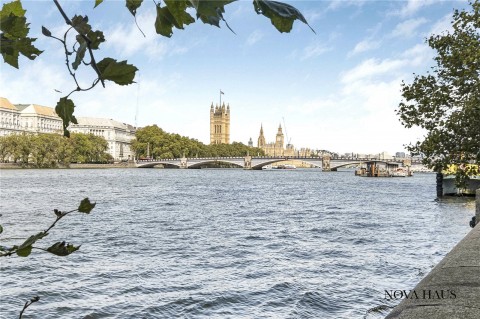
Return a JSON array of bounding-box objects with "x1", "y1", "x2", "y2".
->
[
  {"x1": 18, "y1": 296, "x2": 40, "y2": 319},
  {"x1": 52, "y1": 0, "x2": 105, "y2": 87}
]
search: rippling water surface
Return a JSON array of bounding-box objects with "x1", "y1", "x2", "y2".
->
[{"x1": 0, "y1": 168, "x2": 475, "y2": 318}]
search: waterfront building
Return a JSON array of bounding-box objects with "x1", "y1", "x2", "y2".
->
[
  {"x1": 16, "y1": 103, "x2": 63, "y2": 134},
  {"x1": 0, "y1": 97, "x2": 136, "y2": 161},
  {"x1": 69, "y1": 117, "x2": 136, "y2": 161},
  {"x1": 257, "y1": 124, "x2": 294, "y2": 156},
  {"x1": 378, "y1": 151, "x2": 393, "y2": 160},
  {"x1": 0, "y1": 97, "x2": 22, "y2": 136},
  {"x1": 0, "y1": 97, "x2": 62, "y2": 136},
  {"x1": 210, "y1": 102, "x2": 230, "y2": 144},
  {"x1": 297, "y1": 148, "x2": 313, "y2": 157}
]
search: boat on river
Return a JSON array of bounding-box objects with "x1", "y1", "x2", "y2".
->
[
  {"x1": 392, "y1": 167, "x2": 412, "y2": 177},
  {"x1": 442, "y1": 164, "x2": 480, "y2": 196},
  {"x1": 262, "y1": 164, "x2": 296, "y2": 170}
]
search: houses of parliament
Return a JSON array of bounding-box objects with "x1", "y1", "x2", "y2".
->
[{"x1": 209, "y1": 103, "x2": 296, "y2": 156}]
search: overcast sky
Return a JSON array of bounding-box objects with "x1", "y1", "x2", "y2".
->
[{"x1": 0, "y1": 0, "x2": 469, "y2": 154}]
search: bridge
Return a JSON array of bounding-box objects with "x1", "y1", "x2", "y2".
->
[{"x1": 135, "y1": 155, "x2": 413, "y2": 170}]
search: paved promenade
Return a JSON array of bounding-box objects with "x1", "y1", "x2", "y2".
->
[{"x1": 386, "y1": 190, "x2": 480, "y2": 319}]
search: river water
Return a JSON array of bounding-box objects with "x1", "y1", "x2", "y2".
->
[{"x1": 0, "y1": 168, "x2": 475, "y2": 318}]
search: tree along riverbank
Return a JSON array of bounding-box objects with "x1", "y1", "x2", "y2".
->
[{"x1": 0, "y1": 162, "x2": 134, "y2": 169}]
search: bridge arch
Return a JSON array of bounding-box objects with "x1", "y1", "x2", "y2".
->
[
  {"x1": 251, "y1": 159, "x2": 288, "y2": 170},
  {"x1": 330, "y1": 160, "x2": 401, "y2": 170},
  {"x1": 187, "y1": 160, "x2": 243, "y2": 169},
  {"x1": 136, "y1": 161, "x2": 181, "y2": 168}
]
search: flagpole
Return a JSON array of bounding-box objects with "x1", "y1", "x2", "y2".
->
[{"x1": 219, "y1": 89, "x2": 222, "y2": 107}]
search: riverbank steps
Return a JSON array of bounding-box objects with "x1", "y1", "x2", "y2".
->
[{"x1": 386, "y1": 190, "x2": 480, "y2": 319}]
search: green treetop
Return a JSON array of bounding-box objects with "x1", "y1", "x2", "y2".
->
[{"x1": 397, "y1": 0, "x2": 480, "y2": 184}]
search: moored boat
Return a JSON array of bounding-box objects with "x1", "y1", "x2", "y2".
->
[
  {"x1": 441, "y1": 164, "x2": 480, "y2": 196},
  {"x1": 262, "y1": 164, "x2": 296, "y2": 170}
]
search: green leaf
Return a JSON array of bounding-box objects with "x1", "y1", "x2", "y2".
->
[
  {"x1": 71, "y1": 15, "x2": 91, "y2": 35},
  {"x1": 0, "y1": 1, "x2": 26, "y2": 18},
  {"x1": 190, "y1": 0, "x2": 235, "y2": 18},
  {"x1": 55, "y1": 97, "x2": 78, "y2": 137},
  {"x1": 16, "y1": 245, "x2": 32, "y2": 257},
  {"x1": 253, "y1": 0, "x2": 315, "y2": 33},
  {"x1": 1, "y1": 15, "x2": 29, "y2": 38},
  {"x1": 190, "y1": 0, "x2": 235, "y2": 28},
  {"x1": 47, "y1": 241, "x2": 80, "y2": 256},
  {"x1": 94, "y1": 0, "x2": 104, "y2": 8},
  {"x1": 78, "y1": 197, "x2": 96, "y2": 214},
  {"x1": 0, "y1": 2, "x2": 42, "y2": 68},
  {"x1": 72, "y1": 36, "x2": 87, "y2": 70},
  {"x1": 16, "y1": 231, "x2": 48, "y2": 257},
  {"x1": 126, "y1": 0, "x2": 143, "y2": 17},
  {"x1": 53, "y1": 209, "x2": 63, "y2": 217},
  {"x1": 86, "y1": 30, "x2": 105, "y2": 50},
  {"x1": 164, "y1": 0, "x2": 195, "y2": 29},
  {"x1": 19, "y1": 232, "x2": 48, "y2": 248},
  {"x1": 97, "y1": 57, "x2": 138, "y2": 85},
  {"x1": 16, "y1": 36, "x2": 42, "y2": 59},
  {"x1": 41, "y1": 26, "x2": 52, "y2": 37},
  {"x1": 155, "y1": 4, "x2": 177, "y2": 37}
]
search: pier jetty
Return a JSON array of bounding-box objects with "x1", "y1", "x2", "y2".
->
[{"x1": 386, "y1": 189, "x2": 480, "y2": 318}]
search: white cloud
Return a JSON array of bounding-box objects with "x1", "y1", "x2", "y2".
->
[
  {"x1": 327, "y1": 0, "x2": 367, "y2": 11},
  {"x1": 340, "y1": 58, "x2": 405, "y2": 84},
  {"x1": 342, "y1": 42, "x2": 433, "y2": 85},
  {"x1": 246, "y1": 30, "x2": 264, "y2": 46},
  {"x1": 104, "y1": 10, "x2": 192, "y2": 60},
  {"x1": 401, "y1": 43, "x2": 434, "y2": 66},
  {"x1": 290, "y1": 41, "x2": 438, "y2": 154},
  {"x1": 0, "y1": 59, "x2": 69, "y2": 107},
  {"x1": 348, "y1": 39, "x2": 381, "y2": 56},
  {"x1": 428, "y1": 13, "x2": 454, "y2": 36},
  {"x1": 347, "y1": 23, "x2": 383, "y2": 57},
  {"x1": 303, "y1": 9, "x2": 324, "y2": 24},
  {"x1": 301, "y1": 42, "x2": 333, "y2": 60},
  {"x1": 396, "y1": 0, "x2": 437, "y2": 17},
  {"x1": 390, "y1": 18, "x2": 428, "y2": 38}
]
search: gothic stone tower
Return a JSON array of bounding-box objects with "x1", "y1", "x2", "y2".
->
[
  {"x1": 275, "y1": 124, "x2": 285, "y2": 156},
  {"x1": 257, "y1": 124, "x2": 266, "y2": 148},
  {"x1": 210, "y1": 102, "x2": 230, "y2": 144}
]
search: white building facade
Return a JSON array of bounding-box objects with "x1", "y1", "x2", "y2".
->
[
  {"x1": 69, "y1": 117, "x2": 136, "y2": 161},
  {"x1": 0, "y1": 97, "x2": 23, "y2": 136},
  {"x1": 0, "y1": 97, "x2": 136, "y2": 161},
  {"x1": 1, "y1": 98, "x2": 63, "y2": 135},
  {"x1": 17, "y1": 103, "x2": 63, "y2": 134}
]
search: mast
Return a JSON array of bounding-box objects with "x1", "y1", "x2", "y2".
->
[
  {"x1": 283, "y1": 117, "x2": 291, "y2": 146},
  {"x1": 135, "y1": 72, "x2": 140, "y2": 129}
]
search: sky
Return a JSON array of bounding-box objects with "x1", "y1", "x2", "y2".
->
[{"x1": 0, "y1": 0, "x2": 470, "y2": 155}]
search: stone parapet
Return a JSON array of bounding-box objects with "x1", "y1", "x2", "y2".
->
[{"x1": 386, "y1": 223, "x2": 480, "y2": 319}]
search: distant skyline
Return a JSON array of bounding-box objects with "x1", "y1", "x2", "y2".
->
[{"x1": 0, "y1": 0, "x2": 470, "y2": 154}]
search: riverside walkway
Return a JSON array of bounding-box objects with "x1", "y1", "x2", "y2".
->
[{"x1": 386, "y1": 189, "x2": 480, "y2": 318}]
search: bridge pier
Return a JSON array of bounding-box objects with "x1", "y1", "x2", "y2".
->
[
  {"x1": 244, "y1": 155, "x2": 252, "y2": 170},
  {"x1": 322, "y1": 155, "x2": 331, "y2": 171},
  {"x1": 180, "y1": 156, "x2": 187, "y2": 169}
]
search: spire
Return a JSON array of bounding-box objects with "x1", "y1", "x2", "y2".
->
[{"x1": 260, "y1": 123, "x2": 264, "y2": 135}]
